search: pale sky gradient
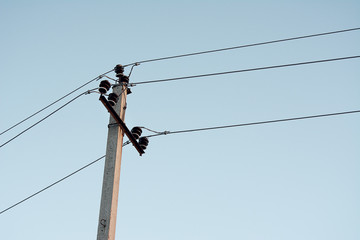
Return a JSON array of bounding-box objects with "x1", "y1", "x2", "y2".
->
[{"x1": 1, "y1": 1, "x2": 359, "y2": 239}]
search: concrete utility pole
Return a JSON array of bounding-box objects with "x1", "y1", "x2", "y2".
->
[
  {"x1": 96, "y1": 65, "x2": 146, "y2": 240},
  {"x1": 96, "y1": 83, "x2": 127, "y2": 240}
]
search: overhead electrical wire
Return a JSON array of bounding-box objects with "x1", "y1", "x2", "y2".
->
[
  {"x1": 0, "y1": 138, "x2": 131, "y2": 215},
  {"x1": 2, "y1": 27, "x2": 359, "y2": 216},
  {"x1": 0, "y1": 90, "x2": 93, "y2": 149},
  {"x1": 0, "y1": 155, "x2": 106, "y2": 215},
  {"x1": 131, "y1": 55, "x2": 360, "y2": 85},
  {"x1": 0, "y1": 70, "x2": 114, "y2": 136},
  {"x1": 2, "y1": 108, "x2": 358, "y2": 215},
  {"x1": 2, "y1": 27, "x2": 359, "y2": 136},
  {"x1": 3, "y1": 54, "x2": 357, "y2": 148},
  {"x1": 0, "y1": 85, "x2": 129, "y2": 149},
  {"x1": 123, "y1": 27, "x2": 360, "y2": 67},
  {"x1": 144, "y1": 110, "x2": 360, "y2": 137}
]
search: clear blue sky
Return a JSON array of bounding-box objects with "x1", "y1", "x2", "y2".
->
[{"x1": 1, "y1": 1, "x2": 359, "y2": 239}]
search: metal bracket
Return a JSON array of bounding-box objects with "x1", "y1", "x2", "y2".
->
[{"x1": 99, "y1": 95, "x2": 145, "y2": 156}]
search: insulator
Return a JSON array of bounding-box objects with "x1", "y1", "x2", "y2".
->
[
  {"x1": 131, "y1": 127, "x2": 142, "y2": 139},
  {"x1": 114, "y1": 64, "x2": 124, "y2": 74},
  {"x1": 119, "y1": 75, "x2": 129, "y2": 84},
  {"x1": 138, "y1": 137, "x2": 149, "y2": 150},
  {"x1": 107, "y1": 93, "x2": 119, "y2": 106},
  {"x1": 127, "y1": 88, "x2": 132, "y2": 95},
  {"x1": 116, "y1": 72, "x2": 124, "y2": 79},
  {"x1": 99, "y1": 80, "x2": 111, "y2": 94}
]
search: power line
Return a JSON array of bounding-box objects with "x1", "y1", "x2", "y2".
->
[
  {"x1": 131, "y1": 55, "x2": 360, "y2": 85},
  {"x1": 123, "y1": 27, "x2": 360, "y2": 67},
  {"x1": 2, "y1": 109, "x2": 358, "y2": 215},
  {"x1": 3, "y1": 27, "x2": 359, "y2": 136},
  {"x1": 0, "y1": 84, "x2": 130, "y2": 150},
  {"x1": 0, "y1": 70, "x2": 113, "y2": 136},
  {"x1": 0, "y1": 155, "x2": 105, "y2": 215},
  {"x1": 0, "y1": 91, "x2": 91, "y2": 149},
  {"x1": 147, "y1": 110, "x2": 360, "y2": 136}
]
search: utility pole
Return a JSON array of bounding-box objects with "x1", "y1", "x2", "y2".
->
[
  {"x1": 96, "y1": 82, "x2": 127, "y2": 240},
  {"x1": 96, "y1": 65, "x2": 147, "y2": 240}
]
